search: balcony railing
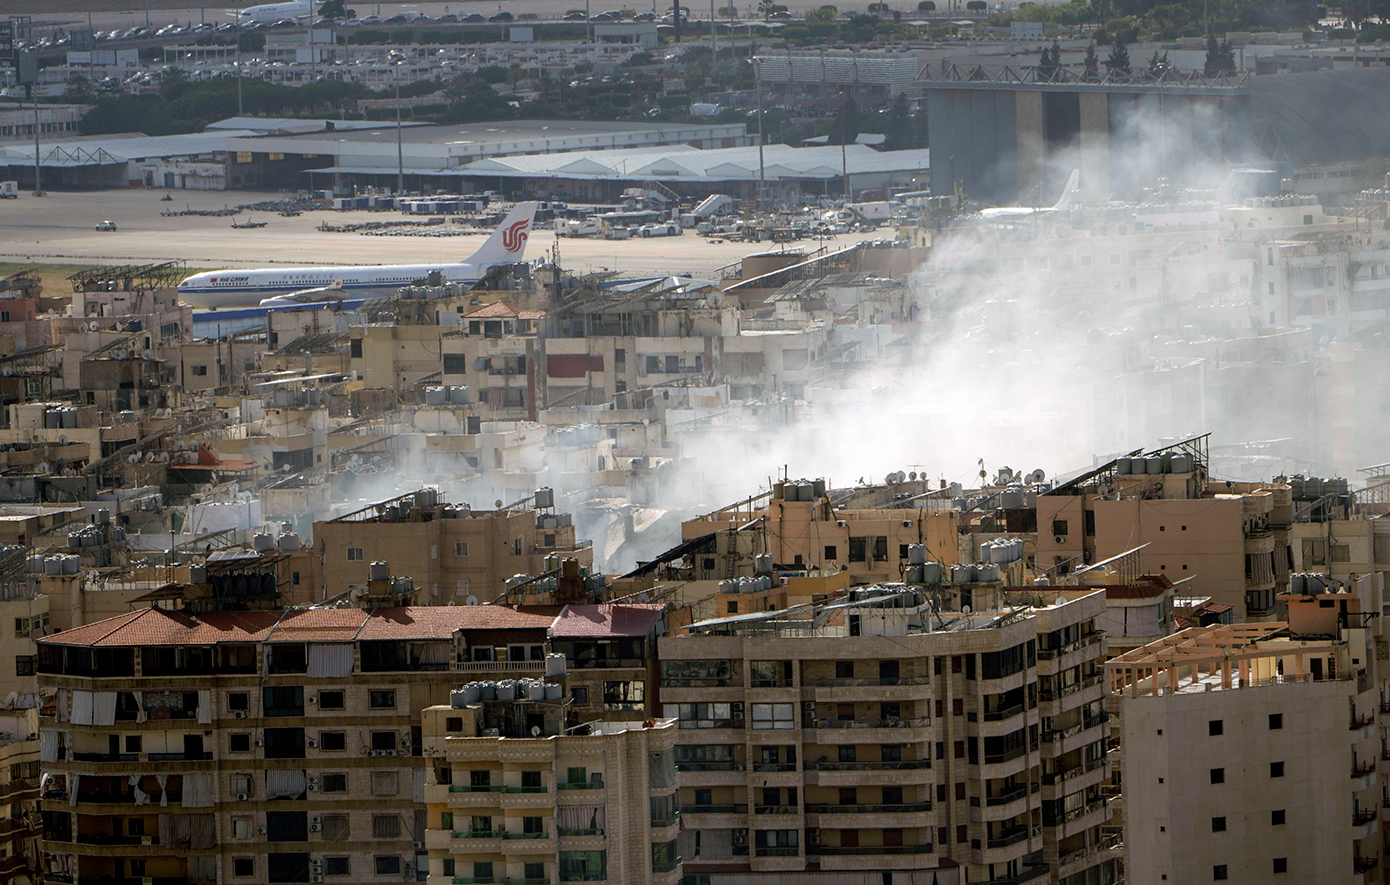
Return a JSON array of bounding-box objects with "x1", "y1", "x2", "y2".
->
[
  {"x1": 754, "y1": 847, "x2": 800, "y2": 856},
  {"x1": 685, "y1": 804, "x2": 747, "y2": 815},
  {"x1": 979, "y1": 864, "x2": 1051, "y2": 884},
  {"x1": 752, "y1": 762, "x2": 797, "y2": 772},
  {"x1": 985, "y1": 786, "x2": 1029, "y2": 807},
  {"x1": 1353, "y1": 760, "x2": 1377, "y2": 778},
  {"x1": 806, "y1": 801, "x2": 932, "y2": 814},
  {"x1": 809, "y1": 759, "x2": 932, "y2": 771},
  {"x1": 1352, "y1": 713, "x2": 1376, "y2": 730},
  {"x1": 986, "y1": 829, "x2": 1029, "y2": 849},
  {"x1": 558, "y1": 782, "x2": 604, "y2": 791},
  {"x1": 676, "y1": 762, "x2": 739, "y2": 772},
  {"x1": 810, "y1": 717, "x2": 930, "y2": 730},
  {"x1": 804, "y1": 675, "x2": 929, "y2": 688},
  {"x1": 984, "y1": 745, "x2": 1029, "y2": 765},
  {"x1": 750, "y1": 679, "x2": 793, "y2": 688},
  {"x1": 1036, "y1": 633, "x2": 1104, "y2": 660},
  {"x1": 1039, "y1": 674, "x2": 1104, "y2": 703},
  {"x1": 811, "y1": 843, "x2": 934, "y2": 856},
  {"x1": 1356, "y1": 856, "x2": 1380, "y2": 874},
  {"x1": 983, "y1": 703, "x2": 1025, "y2": 722},
  {"x1": 1354, "y1": 807, "x2": 1378, "y2": 825},
  {"x1": 754, "y1": 805, "x2": 799, "y2": 815}
]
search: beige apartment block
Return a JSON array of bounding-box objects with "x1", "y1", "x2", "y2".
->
[
  {"x1": 679, "y1": 482, "x2": 959, "y2": 584},
  {"x1": 1035, "y1": 439, "x2": 1293, "y2": 622},
  {"x1": 0, "y1": 714, "x2": 41, "y2": 885},
  {"x1": 659, "y1": 584, "x2": 1116, "y2": 885},
  {"x1": 1109, "y1": 606, "x2": 1384, "y2": 885},
  {"x1": 35, "y1": 602, "x2": 663, "y2": 885},
  {"x1": 420, "y1": 700, "x2": 680, "y2": 885},
  {"x1": 313, "y1": 490, "x2": 592, "y2": 604}
]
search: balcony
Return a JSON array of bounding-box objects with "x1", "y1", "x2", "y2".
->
[
  {"x1": 985, "y1": 786, "x2": 1030, "y2": 807},
  {"x1": 806, "y1": 802, "x2": 932, "y2": 815},
  {"x1": 983, "y1": 704, "x2": 1025, "y2": 722},
  {"x1": 754, "y1": 805, "x2": 799, "y2": 815},
  {"x1": 752, "y1": 762, "x2": 797, "y2": 773},
  {"x1": 1356, "y1": 856, "x2": 1379, "y2": 874},
  {"x1": 987, "y1": 829, "x2": 1030, "y2": 849},
  {"x1": 978, "y1": 865, "x2": 1051, "y2": 884},
  {"x1": 804, "y1": 676, "x2": 929, "y2": 688},
  {"x1": 455, "y1": 661, "x2": 547, "y2": 674},
  {"x1": 1355, "y1": 807, "x2": 1378, "y2": 826},
  {"x1": 676, "y1": 762, "x2": 742, "y2": 773},
  {"x1": 1352, "y1": 713, "x2": 1376, "y2": 731},
  {"x1": 1057, "y1": 833, "x2": 1122, "y2": 872},
  {"x1": 558, "y1": 782, "x2": 605, "y2": 791},
  {"x1": 684, "y1": 804, "x2": 747, "y2": 815},
  {"x1": 750, "y1": 679, "x2": 793, "y2": 689},
  {"x1": 1036, "y1": 633, "x2": 1104, "y2": 661},
  {"x1": 1353, "y1": 759, "x2": 1377, "y2": 779},
  {"x1": 754, "y1": 847, "x2": 800, "y2": 857},
  {"x1": 1039, "y1": 674, "x2": 1104, "y2": 704},
  {"x1": 809, "y1": 760, "x2": 932, "y2": 772},
  {"x1": 810, "y1": 843, "x2": 934, "y2": 856}
]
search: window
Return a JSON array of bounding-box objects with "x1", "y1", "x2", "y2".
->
[
  {"x1": 602, "y1": 680, "x2": 645, "y2": 710},
  {"x1": 371, "y1": 771, "x2": 399, "y2": 796},
  {"x1": 231, "y1": 774, "x2": 253, "y2": 796},
  {"x1": 838, "y1": 745, "x2": 856, "y2": 763},
  {"x1": 263, "y1": 686, "x2": 304, "y2": 718},
  {"x1": 559, "y1": 850, "x2": 606, "y2": 881},
  {"x1": 1269, "y1": 713, "x2": 1283, "y2": 730},
  {"x1": 1208, "y1": 720, "x2": 1223, "y2": 736},
  {"x1": 370, "y1": 731, "x2": 396, "y2": 751},
  {"x1": 234, "y1": 858, "x2": 254, "y2": 877},
  {"x1": 263, "y1": 727, "x2": 306, "y2": 759},
  {"x1": 1052, "y1": 519, "x2": 1068, "y2": 536},
  {"x1": 317, "y1": 690, "x2": 344, "y2": 710},
  {"x1": 15, "y1": 656, "x2": 34, "y2": 676},
  {"x1": 1270, "y1": 761, "x2": 1284, "y2": 778},
  {"x1": 751, "y1": 703, "x2": 794, "y2": 729},
  {"x1": 369, "y1": 690, "x2": 396, "y2": 709},
  {"x1": 1214, "y1": 866, "x2": 1228, "y2": 881},
  {"x1": 571, "y1": 687, "x2": 588, "y2": 705},
  {"x1": 848, "y1": 537, "x2": 867, "y2": 562},
  {"x1": 322, "y1": 773, "x2": 347, "y2": 793},
  {"x1": 672, "y1": 703, "x2": 732, "y2": 728},
  {"x1": 455, "y1": 541, "x2": 469, "y2": 557},
  {"x1": 525, "y1": 863, "x2": 545, "y2": 881},
  {"x1": 192, "y1": 365, "x2": 208, "y2": 376},
  {"x1": 321, "y1": 814, "x2": 349, "y2": 842},
  {"x1": 1272, "y1": 809, "x2": 1286, "y2": 825},
  {"x1": 1211, "y1": 817, "x2": 1226, "y2": 832},
  {"x1": 473, "y1": 862, "x2": 494, "y2": 880},
  {"x1": 13, "y1": 618, "x2": 29, "y2": 638},
  {"x1": 125, "y1": 735, "x2": 142, "y2": 753},
  {"x1": 315, "y1": 730, "x2": 344, "y2": 751},
  {"x1": 523, "y1": 816, "x2": 543, "y2": 834},
  {"x1": 1210, "y1": 768, "x2": 1224, "y2": 784},
  {"x1": 824, "y1": 545, "x2": 837, "y2": 560},
  {"x1": 374, "y1": 856, "x2": 401, "y2": 876},
  {"x1": 1273, "y1": 857, "x2": 1288, "y2": 874},
  {"x1": 233, "y1": 817, "x2": 253, "y2": 839},
  {"x1": 372, "y1": 815, "x2": 401, "y2": 839},
  {"x1": 346, "y1": 547, "x2": 364, "y2": 561},
  {"x1": 228, "y1": 692, "x2": 249, "y2": 712},
  {"x1": 325, "y1": 857, "x2": 350, "y2": 877},
  {"x1": 230, "y1": 734, "x2": 251, "y2": 753}
]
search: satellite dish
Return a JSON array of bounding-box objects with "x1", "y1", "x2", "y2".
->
[
  {"x1": 909, "y1": 471, "x2": 917, "y2": 481},
  {"x1": 465, "y1": 595, "x2": 479, "y2": 606},
  {"x1": 494, "y1": 500, "x2": 503, "y2": 508},
  {"x1": 1055, "y1": 596, "x2": 1067, "y2": 607},
  {"x1": 530, "y1": 725, "x2": 542, "y2": 737},
  {"x1": 58, "y1": 434, "x2": 67, "y2": 445},
  {"x1": 961, "y1": 605, "x2": 971, "y2": 614},
  {"x1": 1030, "y1": 468, "x2": 1046, "y2": 483}
]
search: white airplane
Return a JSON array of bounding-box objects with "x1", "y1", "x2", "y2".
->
[
  {"x1": 978, "y1": 169, "x2": 1080, "y2": 219},
  {"x1": 233, "y1": 0, "x2": 312, "y2": 24},
  {"x1": 178, "y1": 202, "x2": 539, "y2": 309}
]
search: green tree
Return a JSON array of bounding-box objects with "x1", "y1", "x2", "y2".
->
[
  {"x1": 1203, "y1": 35, "x2": 1235, "y2": 75},
  {"x1": 836, "y1": 94, "x2": 861, "y2": 144},
  {"x1": 1146, "y1": 49, "x2": 1169, "y2": 75},
  {"x1": 1104, "y1": 40, "x2": 1130, "y2": 75},
  {"x1": 1083, "y1": 41, "x2": 1098, "y2": 80},
  {"x1": 806, "y1": 5, "x2": 837, "y2": 24},
  {"x1": 882, "y1": 92, "x2": 911, "y2": 150},
  {"x1": 1038, "y1": 39, "x2": 1062, "y2": 80}
]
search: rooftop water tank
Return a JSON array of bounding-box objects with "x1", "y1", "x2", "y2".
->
[
  {"x1": 545, "y1": 653, "x2": 567, "y2": 677},
  {"x1": 907, "y1": 544, "x2": 927, "y2": 565},
  {"x1": 1115, "y1": 457, "x2": 1132, "y2": 474},
  {"x1": 534, "y1": 487, "x2": 555, "y2": 509},
  {"x1": 189, "y1": 565, "x2": 208, "y2": 584},
  {"x1": 43, "y1": 557, "x2": 62, "y2": 576},
  {"x1": 369, "y1": 561, "x2": 391, "y2": 581},
  {"x1": 545, "y1": 683, "x2": 563, "y2": 701},
  {"x1": 278, "y1": 532, "x2": 301, "y2": 552},
  {"x1": 921, "y1": 562, "x2": 943, "y2": 584},
  {"x1": 253, "y1": 533, "x2": 275, "y2": 553},
  {"x1": 425, "y1": 386, "x2": 447, "y2": 406}
]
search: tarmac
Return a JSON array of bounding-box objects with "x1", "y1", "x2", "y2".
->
[{"x1": 0, "y1": 188, "x2": 876, "y2": 280}]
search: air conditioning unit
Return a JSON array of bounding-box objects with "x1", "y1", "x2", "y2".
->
[
  {"x1": 802, "y1": 701, "x2": 815, "y2": 715},
  {"x1": 902, "y1": 520, "x2": 912, "y2": 528},
  {"x1": 307, "y1": 738, "x2": 319, "y2": 749},
  {"x1": 236, "y1": 793, "x2": 249, "y2": 801},
  {"x1": 412, "y1": 841, "x2": 424, "y2": 850},
  {"x1": 311, "y1": 859, "x2": 323, "y2": 871},
  {"x1": 732, "y1": 763, "x2": 744, "y2": 771},
  {"x1": 733, "y1": 828, "x2": 749, "y2": 846},
  {"x1": 233, "y1": 710, "x2": 249, "y2": 719},
  {"x1": 807, "y1": 827, "x2": 821, "y2": 845},
  {"x1": 383, "y1": 749, "x2": 397, "y2": 757},
  {"x1": 836, "y1": 520, "x2": 847, "y2": 528},
  {"x1": 307, "y1": 782, "x2": 318, "y2": 792},
  {"x1": 308, "y1": 695, "x2": 317, "y2": 704},
  {"x1": 140, "y1": 836, "x2": 153, "y2": 846},
  {"x1": 731, "y1": 702, "x2": 744, "y2": 720},
  {"x1": 1054, "y1": 536, "x2": 1066, "y2": 544},
  {"x1": 363, "y1": 747, "x2": 375, "y2": 756},
  {"x1": 311, "y1": 876, "x2": 323, "y2": 884},
  {"x1": 257, "y1": 826, "x2": 267, "y2": 835},
  {"x1": 400, "y1": 738, "x2": 411, "y2": 750},
  {"x1": 253, "y1": 738, "x2": 263, "y2": 747},
  {"x1": 310, "y1": 821, "x2": 321, "y2": 832}
]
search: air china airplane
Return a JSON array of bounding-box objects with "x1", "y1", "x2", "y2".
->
[
  {"x1": 177, "y1": 202, "x2": 539, "y2": 309},
  {"x1": 234, "y1": 0, "x2": 312, "y2": 24}
]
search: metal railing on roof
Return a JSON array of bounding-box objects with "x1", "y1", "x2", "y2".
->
[{"x1": 919, "y1": 63, "x2": 1251, "y2": 90}]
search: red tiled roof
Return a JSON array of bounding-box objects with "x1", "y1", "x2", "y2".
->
[
  {"x1": 549, "y1": 604, "x2": 665, "y2": 638},
  {"x1": 463, "y1": 301, "x2": 547, "y2": 321},
  {"x1": 39, "y1": 604, "x2": 635, "y2": 648}
]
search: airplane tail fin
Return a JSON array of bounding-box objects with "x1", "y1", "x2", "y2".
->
[
  {"x1": 1053, "y1": 169, "x2": 1081, "y2": 211},
  {"x1": 464, "y1": 202, "x2": 540, "y2": 268}
]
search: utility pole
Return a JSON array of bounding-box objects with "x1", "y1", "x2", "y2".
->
[
  {"x1": 755, "y1": 52, "x2": 765, "y2": 207},
  {"x1": 395, "y1": 76, "x2": 404, "y2": 194},
  {"x1": 30, "y1": 85, "x2": 41, "y2": 195},
  {"x1": 236, "y1": 20, "x2": 244, "y2": 116}
]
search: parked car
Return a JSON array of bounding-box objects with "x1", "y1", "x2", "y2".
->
[
  {"x1": 563, "y1": 10, "x2": 587, "y2": 19},
  {"x1": 95, "y1": 220, "x2": 118, "y2": 231},
  {"x1": 639, "y1": 222, "x2": 680, "y2": 237},
  {"x1": 435, "y1": 13, "x2": 459, "y2": 22},
  {"x1": 463, "y1": 13, "x2": 485, "y2": 21},
  {"x1": 488, "y1": 11, "x2": 514, "y2": 21}
]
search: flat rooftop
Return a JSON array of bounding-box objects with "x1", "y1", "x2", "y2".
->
[{"x1": 231, "y1": 119, "x2": 742, "y2": 148}]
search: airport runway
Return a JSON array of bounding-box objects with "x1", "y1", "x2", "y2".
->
[{"x1": 0, "y1": 188, "x2": 881, "y2": 280}]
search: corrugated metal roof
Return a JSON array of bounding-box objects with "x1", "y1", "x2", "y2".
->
[{"x1": 0, "y1": 130, "x2": 259, "y2": 166}]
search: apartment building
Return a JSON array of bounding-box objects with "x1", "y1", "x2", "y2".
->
[
  {"x1": 35, "y1": 601, "x2": 664, "y2": 885},
  {"x1": 677, "y1": 481, "x2": 959, "y2": 584},
  {"x1": 1108, "y1": 573, "x2": 1387, "y2": 885},
  {"x1": 659, "y1": 583, "x2": 1116, "y2": 885},
  {"x1": 1036, "y1": 438, "x2": 1293, "y2": 622},
  {"x1": 419, "y1": 698, "x2": 681, "y2": 885},
  {"x1": 312, "y1": 490, "x2": 592, "y2": 604}
]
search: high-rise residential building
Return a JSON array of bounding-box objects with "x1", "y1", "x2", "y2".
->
[
  {"x1": 420, "y1": 697, "x2": 681, "y2": 885},
  {"x1": 1108, "y1": 572, "x2": 1387, "y2": 885},
  {"x1": 659, "y1": 583, "x2": 1117, "y2": 885},
  {"x1": 35, "y1": 601, "x2": 662, "y2": 885}
]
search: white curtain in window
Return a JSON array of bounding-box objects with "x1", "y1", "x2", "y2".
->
[
  {"x1": 307, "y1": 644, "x2": 354, "y2": 678},
  {"x1": 182, "y1": 772, "x2": 214, "y2": 808},
  {"x1": 266, "y1": 769, "x2": 307, "y2": 799},
  {"x1": 129, "y1": 774, "x2": 147, "y2": 807},
  {"x1": 557, "y1": 804, "x2": 604, "y2": 832},
  {"x1": 56, "y1": 688, "x2": 69, "y2": 723},
  {"x1": 133, "y1": 691, "x2": 147, "y2": 724},
  {"x1": 93, "y1": 692, "x2": 117, "y2": 727},
  {"x1": 196, "y1": 690, "x2": 212, "y2": 725},
  {"x1": 68, "y1": 773, "x2": 80, "y2": 806},
  {"x1": 40, "y1": 730, "x2": 58, "y2": 763},
  {"x1": 156, "y1": 774, "x2": 169, "y2": 808},
  {"x1": 70, "y1": 690, "x2": 93, "y2": 726},
  {"x1": 415, "y1": 641, "x2": 450, "y2": 664}
]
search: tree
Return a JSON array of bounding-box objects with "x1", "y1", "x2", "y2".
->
[
  {"x1": 1203, "y1": 35, "x2": 1235, "y2": 75},
  {"x1": 318, "y1": 0, "x2": 356, "y2": 19},
  {"x1": 1038, "y1": 39, "x2": 1062, "y2": 80},
  {"x1": 836, "y1": 94, "x2": 861, "y2": 144},
  {"x1": 805, "y1": 5, "x2": 837, "y2": 24},
  {"x1": 1083, "y1": 41, "x2": 1098, "y2": 80},
  {"x1": 1104, "y1": 40, "x2": 1130, "y2": 75},
  {"x1": 882, "y1": 93, "x2": 911, "y2": 150},
  {"x1": 1146, "y1": 50, "x2": 1169, "y2": 75}
]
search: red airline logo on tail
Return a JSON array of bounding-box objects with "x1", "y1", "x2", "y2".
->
[{"x1": 502, "y1": 219, "x2": 530, "y2": 253}]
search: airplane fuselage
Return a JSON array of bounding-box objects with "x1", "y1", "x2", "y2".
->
[{"x1": 177, "y1": 262, "x2": 480, "y2": 308}]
